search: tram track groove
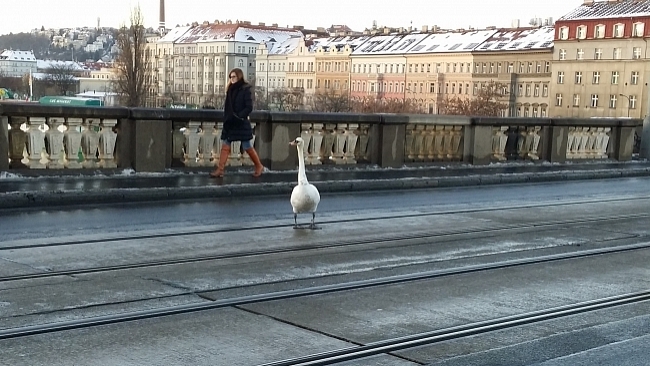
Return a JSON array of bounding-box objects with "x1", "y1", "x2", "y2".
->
[
  {"x1": 1, "y1": 240, "x2": 649, "y2": 340},
  {"x1": 257, "y1": 291, "x2": 650, "y2": 366},
  {"x1": 2, "y1": 195, "x2": 649, "y2": 252},
  {"x1": 1, "y1": 212, "x2": 648, "y2": 283}
]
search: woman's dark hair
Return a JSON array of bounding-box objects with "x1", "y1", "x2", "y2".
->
[{"x1": 227, "y1": 68, "x2": 247, "y2": 91}]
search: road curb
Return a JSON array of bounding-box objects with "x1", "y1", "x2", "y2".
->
[{"x1": 2, "y1": 167, "x2": 650, "y2": 209}]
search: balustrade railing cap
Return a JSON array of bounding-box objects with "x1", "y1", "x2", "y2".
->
[
  {"x1": 473, "y1": 116, "x2": 552, "y2": 126},
  {"x1": 0, "y1": 102, "x2": 129, "y2": 119},
  {"x1": 406, "y1": 114, "x2": 471, "y2": 125},
  {"x1": 379, "y1": 113, "x2": 410, "y2": 125},
  {"x1": 551, "y1": 117, "x2": 641, "y2": 127},
  {"x1": 270, "y1": 112, "x2": 381, "y2": 124}
]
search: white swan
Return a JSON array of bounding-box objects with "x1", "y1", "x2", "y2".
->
[{"x1": 290, "y1": 137, "x2": 321, "y2": 229}]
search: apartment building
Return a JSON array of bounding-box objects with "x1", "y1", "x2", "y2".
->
[
  {"x1": 150, "y1": 21, "x2": 302, "y2": 106},
  {"x1": 472, "y1": 27, "x2": 554, "y2": 117},
  {"x1": 315, "y1": 36, "x2": 368, "y2": 96},
  {"x1": 550, "y1": 0, "x2": 650, "y2": 118},
  {"x1": 0, "y1": 50, "x2": 37, "y2": 78}
]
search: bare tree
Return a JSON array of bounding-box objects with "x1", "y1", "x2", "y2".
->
[
  {"x1": 312, "y1": 90, "x2": 351, "y2": 112},
  {"x1": 43, "y1": 64, "x2": 79, "y2": 95},
  {"x1": 269, "y1": 88, "x2": 305, "y2": 111},
  {"x1": 112, "y1": 6, "x2": 153, "y2": 107},
  {"x1": 351, "y1": 96, "x2": 423, "y2": 114},
  {"x1": 439, "y1": 80, "x2": 508, "y2": 117}
]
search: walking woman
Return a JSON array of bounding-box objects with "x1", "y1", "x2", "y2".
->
[{"x1": 210, "y1": 68, "x2": 264, "y2": 178}]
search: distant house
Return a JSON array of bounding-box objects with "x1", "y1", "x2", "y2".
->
[{"x1": 0, "y1": 50, "x2": 37, "y2": 77}]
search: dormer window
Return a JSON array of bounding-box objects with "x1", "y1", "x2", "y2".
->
[
  {"x1": 614, "y1": 23, "x2": 624, "y2": 38},
  {"x1": 633, "y1": 22, "x2": 645, "y2": 37},
  {"x1": 559, "y1": 26, "x2": 569, "y2": 40},
  {"x1": 594, "y1": 24, "x2": 605, "y2": 38},
  {"x1": 577, "y1": 25, "x2": 587, "y2": 39}
]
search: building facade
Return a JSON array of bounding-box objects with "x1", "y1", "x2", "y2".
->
[
  {"x1": 0, "y1": 50, "x2": 37, "y2": 78},
  {"x1": 550, "y1": 0, "x2": 650, "y2": 118}
]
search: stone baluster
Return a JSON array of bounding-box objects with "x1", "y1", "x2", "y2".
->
[
  {"x1": 25, "y1": 117, "x2": 46, "y2": 169},
  {"x1": 8, "y1": 117, "x2": 27, "y2": 168},
  {"x1": 64, "y1": 118, "x2": 83, "y2": 169},
  {"x1": 321, "y1": 124, "x2": 336, "y2": 163},
  {"x1": 343, "y1": 123, "x2": 359, "y2": 164},
  {"x1": 596, "y1": 127, "x2": 610, "y2": 159},
  {"x1": 307, "y1": 123, "x2": 324, "y2": 165},
  {"x1": 355, "y1": 124, "x2": 370, "y2": 162},
  {"x1": 81, "y1": 118, "x2": 100, "y2": 168},
  {"x1": 45, "y1": 117, "x2": 65, "y2": 169},
  {"x1": 566, "y1": 127, "x2": 577, "y2": 159},
  {"x1": 300, "y1": 123, "x2": 313, "y2": 165},
  {"x1": 449, "y1": 126, "x2": 463, "y2": 160},
  {"x1": 98, "y1": 119, "x2": 118, "y2": 168},
  {"x1": 183, "y1": 121, "x2": 201, "y2": 167},
  {"x1": 198, "y1": 122, "x2": 216, "y2": 167},
  {"x1": 421, "y1": 125, "x2": 434, "y2": 161},
  {"x1": 413, "y1": 124, "x2": 426, "y2": 161},
  {"x1": 442, "y1": 126, "x2": 455, "y2": 160},
  {"x1": 577, "y1": 127, "x2": 589, "y2": 159},
  {"x1": 331, "y1": 124, "x2": 347, "y2": 164},
  {"x1": 404, "y1": 124, "x2": 416, "y2": 161},
  {"x1": 432, "y1": 126, "x2": 444, "y2": 160},
  {"x1": 492, "y1": 126, "x2": 508, "y2": 161}
]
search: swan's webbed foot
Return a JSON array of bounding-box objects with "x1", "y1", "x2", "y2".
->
[{"x1": 309, "y1": 213, "x2": 321, "y2": 230}]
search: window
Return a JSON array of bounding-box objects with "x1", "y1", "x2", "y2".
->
[
  {"x1": 534, "y1": 84, "x2": 540, "y2": 97},
  {"x1": 591, "y1": 94, "x2": 599, "y2": 107},
  {"x1": 536, "y1": 62, "x2": 541, "y2": 73},
  {"x1": 525, "y1": 84, "x2": 531, "y2": 96},
  {"x1": 559, "y1": 27, "x2": 569, "y2": 40},
  {"x1": 556, "y1": 93, "x2": 563, "y2": 106},
  {"x1": 577, "y1": 25, "x2": 586, "y2": 39},
  {"x1": 575, "y1": 71, "x2": 582, "y2": 84},
  {"x1": 611, "y1": 71, "x2": 619, "y2": 85},
  {"x1": 545, "y1": 61, "x2": 550, "y2": 73},
  {"x1": 595, "y1": 48, "x2": 603, "y2": 60},
  {"x1": 631, "y1": 71, "x2": 640, "y2": 85},
  {"x1": 577, "y1": 49, "x2": 585, "y2": 60},
  {"x1": 573, "y1": 94, "x2": 580, "y2": 107},
  {"x1": 559, "y1": 49, "x2": 567, "y2": 60},
  {"x1": 430, "y1": 83, "x2": 435, "y2": 93},
  {"x1": 633, "y1": 47, "x2": 642, "y2": 59},
  {"x1": 614, "y1": 23, "x2": 624, "y2": 37},
  {"x1": 518, "y1": 84, "x2": 523, "y2": 96},
  {"x1": 592, "y1": 71, "x2": 600, "y2": 84},
  {"x1": 609, "y1": 95, "x2": 617, "y2": 109},
  {"x1": 508, "y1": 63, "x2": 514, "y2": 73},
  {"x1": 595, "y1": 24, "x2": 605, "y2": 38},
  {"x1": 542, "y1": 84, "x2": 549, "y2": 97},
  {"x1": 557, "y1": 71, "x2": 565, "y2": 84},
  {"x1": 630, "y1": 95, "x2": 638, "y2": 109},
  {"x1": 614, "y1": 48, "x2": 622, "y2": 59},
  {"x1": 633, "y1": 22, "x2": 645, "y2": 37}
]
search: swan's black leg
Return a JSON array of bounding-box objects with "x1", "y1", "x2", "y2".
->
[
  {"x1": 310, "y1": 212, "x2": 316, "y2": 229},
  {"x1": 293, "y1": 213, "x2": 298, "y2": 229}
]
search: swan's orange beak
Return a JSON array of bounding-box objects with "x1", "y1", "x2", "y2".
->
[{"x1": 290, "y1": 140, "x2": 297, "y2": 146}]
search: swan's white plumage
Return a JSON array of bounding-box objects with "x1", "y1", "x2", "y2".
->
[{"x1": 290, "y1": 137, "x2": 320, "y2": 225}]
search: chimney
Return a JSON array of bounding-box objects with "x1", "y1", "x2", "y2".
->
[
  {"x1": 259, "y1": 22, "x2": 265, "y2": 26},
  {"x1": 583, "y1": 0, "x2": 594, "y2": 4},
  {"x1": 272, "y1": 23, "x2": 278, "y2": 27},
  {"x1": 421, "y1": 25, "x2": 428, "y2": 33},
  {"x1": 159, "y1": 0, "x2": 165, "y2": 31},
  {"x1": 511, "y1": 19, "x2": 520, "y2": 28}
]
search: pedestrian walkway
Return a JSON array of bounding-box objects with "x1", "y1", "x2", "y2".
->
[{"x1": 1, "y1": 161, "x2": 649, "y2": 209}]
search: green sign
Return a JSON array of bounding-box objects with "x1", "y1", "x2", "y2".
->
[{"x1": 39, "y1": 96, "x2": 103, "y2": 106}]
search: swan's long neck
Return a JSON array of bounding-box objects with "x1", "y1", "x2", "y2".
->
[{"x1": 297, "y1": 144, "x2": 309, "y2": 185}]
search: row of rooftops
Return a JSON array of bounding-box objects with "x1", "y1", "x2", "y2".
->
[{"x1": 561, "y1": 0, "x2": 650, "y2": 21}]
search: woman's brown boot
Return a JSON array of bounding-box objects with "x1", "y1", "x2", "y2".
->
[
  {"x1": 245, "y1": 148, "x2": 264, "y2": 177},
  {"x1": 210, "y1": 145, "x2": 231, "y2": 177}
]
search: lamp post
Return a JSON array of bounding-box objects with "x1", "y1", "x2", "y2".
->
[{"x1": 619, "y1": 93, "x2": 631, "y2": 118}]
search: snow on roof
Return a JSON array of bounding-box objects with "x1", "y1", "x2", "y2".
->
[
  {"x1": 559, "y1": 0, "x2": 650, "y2": 21},
  {"x1": 405, "y1": 30, "x2": 497, "y2": 54},
  {"x1": 158, "y1": 26, "x2": 192, "y2": 43},
  {"x1": 0, "y1": 50, "x2": 36, "y2": 61},
  {"x1": 351, "y1": 33, "x2": 430, "y2": 55},
  {"x1": 474, "y1": 26, "x2": 554, "y2": 52},
  {"x1": 311, "y1": 35, "x2": 371, "y2": 52},
  {"x1": 267, "y1": 36, "x2": 302, "y2": 55},
  {"x1": 37, "y1": 60, "x2": 84, "y2": 70},
  {"x1": 173, "y1": 23, "x2": 302, "y2": 44}
]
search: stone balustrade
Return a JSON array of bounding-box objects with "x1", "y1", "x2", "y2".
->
[{"x1": 0, "y1": 102, "x2": 643, "y2": 173}]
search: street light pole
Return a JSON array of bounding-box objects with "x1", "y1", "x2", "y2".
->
[{"x1": 642, "y1": 82, "x2": 650, "y2": 159}]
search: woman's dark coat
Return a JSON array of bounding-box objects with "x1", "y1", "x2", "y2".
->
[{"x1": 221, "y1": 81, "x2": 254, "y2": 142}]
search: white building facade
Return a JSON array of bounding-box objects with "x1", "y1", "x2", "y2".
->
[{"x1": 0, "y1": 50, "x2": 37, "y2": 77}]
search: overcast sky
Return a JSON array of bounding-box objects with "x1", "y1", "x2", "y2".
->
[{"x1": 2, "y1": 0, "x2": 580, "y2": 35}]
